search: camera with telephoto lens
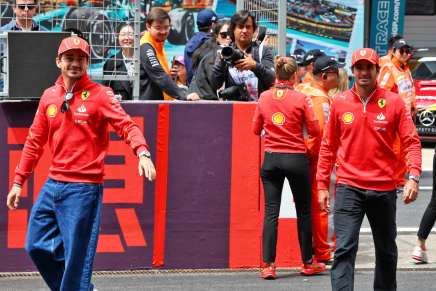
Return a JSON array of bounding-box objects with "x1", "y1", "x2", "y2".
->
[
  {"x1": 221, "y1": 46, "x2": 245, "y2": 66},
  {"x1": 218, "y1": 84, "x2": 250, "y2": 101}
]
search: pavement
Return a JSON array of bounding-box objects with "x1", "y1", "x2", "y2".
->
[
  {"x1": 0, "y1": 234, "x2": 433, "y2": 291},
  {"x1": 356, "y1": 234, "x2": 435, "y2": 270}
]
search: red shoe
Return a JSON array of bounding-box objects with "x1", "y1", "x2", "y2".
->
[
  {"x1": 260, "y1": 265, "x2": 276, "y2": 280},
  {"x1": 300, "y1": 259, "x2": 326, "y2": 276}
]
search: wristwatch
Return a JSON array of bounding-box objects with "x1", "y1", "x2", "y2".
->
[
  {"x1": 409, "y1": 175, "x2": 420, "y2": 183},
  {"x1": 138, "y1": 150, "x2": 151, "y2": 159}
]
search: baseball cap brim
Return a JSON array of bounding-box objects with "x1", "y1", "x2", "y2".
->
[{"x1": 58, "y1": 36, "x2": 90, "y2": 57}]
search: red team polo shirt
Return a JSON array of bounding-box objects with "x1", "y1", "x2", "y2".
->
[
  {"x1": 316, "y1": 86, "x2": 422, "y2": 191},
  {"x1": 252, "y1": 86, "x2": 320, "y2": 153}
]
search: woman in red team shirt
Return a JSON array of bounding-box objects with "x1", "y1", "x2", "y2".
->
[{"x1": 252, "y1": 56, "x2": 325, "y2": 279}]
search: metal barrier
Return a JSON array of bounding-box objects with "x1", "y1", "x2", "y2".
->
[
  {"x1": 0, "y1": 0, "x2": 142, "y2": 98},
  {"x1": 237, "y1": 0, "x2": 286, "y2": 57}
]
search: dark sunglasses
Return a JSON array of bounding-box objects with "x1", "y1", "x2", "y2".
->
[
  {"x1": 61, "y1": 92, "x2": 74, "y2": 113},
  {"x1": 17, "y1": 4, "x2": 37, "y2": 10},
  {"x1": 399, "y1": 47, "x2": 411, "y2": 55},
  {"x1": 219, "y1": 31, "x2": 228, "y2": 38}
]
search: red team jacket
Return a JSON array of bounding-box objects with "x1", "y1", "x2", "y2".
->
[
  {"x1": 316, "y1": 86, "x2": 421, "y2": 191},
  {"x1": 14, "y1": 74, "x2": 149, "y2": 185},
  {"x1": 252, "y1": 86, "x2": 320, "y2": 152}
]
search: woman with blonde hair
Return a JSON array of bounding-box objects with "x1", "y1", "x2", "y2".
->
[
  {"x1": 328, "y1": 67, "x2": 349, "y2": 97},
  {"x1": 253, "y1": 56, "x2": 326, "y2": 279}
]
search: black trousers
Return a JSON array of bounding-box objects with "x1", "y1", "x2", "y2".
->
[
  {"x1": 261, "y1": 152, "x2": 313, "y2": 263},
  {"x1": 331, "y1": 184, "x2": 397, "y2": 291},
  {"x1": 417, "y1": 152, "x2": 436, "y2": 240}
]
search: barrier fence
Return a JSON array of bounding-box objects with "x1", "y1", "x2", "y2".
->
[
  {"x1": 238, "y1": 0, "x2": 286, "y2": 57},
  {"x1": 0, "y1": 101, "x2": 302, "y2": 272},
  {"x1": 0, "y1": 0, "x2": 143, "y2": 97}
]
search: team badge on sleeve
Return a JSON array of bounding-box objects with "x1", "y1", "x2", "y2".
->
[
  {"x1": 342, "y1": 112, "x2": 354, "y2": 124},
  {"x1": 272, "y1": 112, "x2": 285, "y2": 125},
  {"x1": 46, "y1": 104, "x2": 58, "y2": 118},
  {"x1": 377, "y1": 98, "x2": 386, "y2": 108}
]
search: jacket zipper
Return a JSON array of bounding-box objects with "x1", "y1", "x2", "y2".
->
[{"x1": 357, "y1": 88, "x2": 377, "y2": 113}]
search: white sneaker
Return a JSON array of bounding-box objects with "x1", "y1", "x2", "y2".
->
[{"x1": 412, "y1": 246, "x2": 428, "y2": 264}]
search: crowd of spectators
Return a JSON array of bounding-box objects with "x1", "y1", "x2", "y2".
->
[{"x1": 0, "y1": 1, "x2": 350, "y2": 102}]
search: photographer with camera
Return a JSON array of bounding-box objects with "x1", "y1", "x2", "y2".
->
[{"x1": 210, "y1": 10, "x2": 275, "y2": 101}]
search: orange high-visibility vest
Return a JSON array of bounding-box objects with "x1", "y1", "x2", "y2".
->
[{"x1": 378, "y1": 58, "x2": 416, "y2": 111}]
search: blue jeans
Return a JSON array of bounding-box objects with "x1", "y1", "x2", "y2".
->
[
  {"x1": 25, "y1": 178, "x2": 103, "y2": 291},
  {"x1": 331, "y1": 184, "x2": 397, "y2": 291}
]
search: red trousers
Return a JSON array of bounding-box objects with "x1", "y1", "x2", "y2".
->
[{"x1": 310, "y1": 158, "x2": 335, "y2": 261}]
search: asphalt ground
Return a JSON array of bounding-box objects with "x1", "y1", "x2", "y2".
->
[{"x1": 1, "y1": 270, "x2": 436, "y2": 291}]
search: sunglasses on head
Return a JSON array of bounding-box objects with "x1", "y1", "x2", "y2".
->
[
  {"x1": 219, "y1": 31, "x2": 228, "y2": 38},
  {"x1": 61, "y1": 92, "x2": 74, "y2": 113},
  {"x1": 17, "y1": 4, "x2": 37, "y2": 10}
]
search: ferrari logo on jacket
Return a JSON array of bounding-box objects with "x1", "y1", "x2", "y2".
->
[
  {"x1": 273, "y1": 89, "x2": 286, "y2": 100},
  {"x1": 81, "y1": 91, "x2": 90, "y2": 101},
  {"x1": 378, "y1": 98, "x2": 386, "y2": 108}
]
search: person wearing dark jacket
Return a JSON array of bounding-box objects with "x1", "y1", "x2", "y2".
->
[
  {"x1": 103, "y1": 23, "x2": 134, "y2": 100},
  {"x1": 188, "y1": 20, "x2": 230, "y2": 100},
  {"x1": 184, "y1": 8, "x2": 219, "y2": 85},
  {"x1": 139, "y1": 7, "x2": 199, "y2": 101},
  {"x1": 210, "y1": 10, "x2": 275, "y2": 101}
]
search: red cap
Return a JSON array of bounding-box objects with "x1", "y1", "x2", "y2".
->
[
  {"x1": 58, "y1": 36, "x2": 90, "y2": 57},
  {"x1": 351, "y1": 48, "x2": 379, "y2": 66}
]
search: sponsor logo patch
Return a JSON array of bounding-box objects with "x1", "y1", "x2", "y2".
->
[
  {"x1": 272, "y1": 112, "x2": 285, "y2": 125},
  {"x1": 46, "y1": 104, "x2": 57, "y2": 118},
  {"x1": 376, "y1": 112, "x2": 385, "y2": 121},
  {"x1": 342, "y1": 112, "x2": 354, "y2": 124},
  {"x1": 77, "y1": 104, "x2": 87, "y2": 113}
]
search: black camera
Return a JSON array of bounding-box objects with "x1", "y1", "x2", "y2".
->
[
  {"x1": 218, "y1": 84, "x2": 250, "y2": 101},
  {"x1": 221, "y1": 46, "x2": 245, "y2": 66}
]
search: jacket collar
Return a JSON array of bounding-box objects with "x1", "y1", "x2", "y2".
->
[
  {"x1": 55, "y1": 73, "x2": 93, "y2": 93},
  {"x1": 7, "y1": 19, "x2": 41, "y2": 31},
  {"x1": 350, "y1": 84, "x2": 380, "y2": 103}
]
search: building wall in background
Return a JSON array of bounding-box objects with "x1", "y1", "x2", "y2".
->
[{"x1": 404, "y1": 15, "x2": 436, "y2": 48}]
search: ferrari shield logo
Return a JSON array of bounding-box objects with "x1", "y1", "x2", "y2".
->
[
  {"x1": 274, "y1": 89, "x2": 286, "y2": 100},
  {"x1": 81, "y1": 91, "x2": 90, "y2": 101},
  {"x1": 378, "y1": 98, "x2": 386, "y2": 108}
]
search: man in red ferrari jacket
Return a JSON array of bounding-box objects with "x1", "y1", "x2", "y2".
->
[
  {"x1": 317, "y1": 48, "x2": 422, "y2": 291},
  {"x1": 6, "y1": 36, "x2": 156, "y2": 291}
]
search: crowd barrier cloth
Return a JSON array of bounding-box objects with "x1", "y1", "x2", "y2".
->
[{"x1": 0, "y1": 101, "x2": 301, "y2": 272}]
